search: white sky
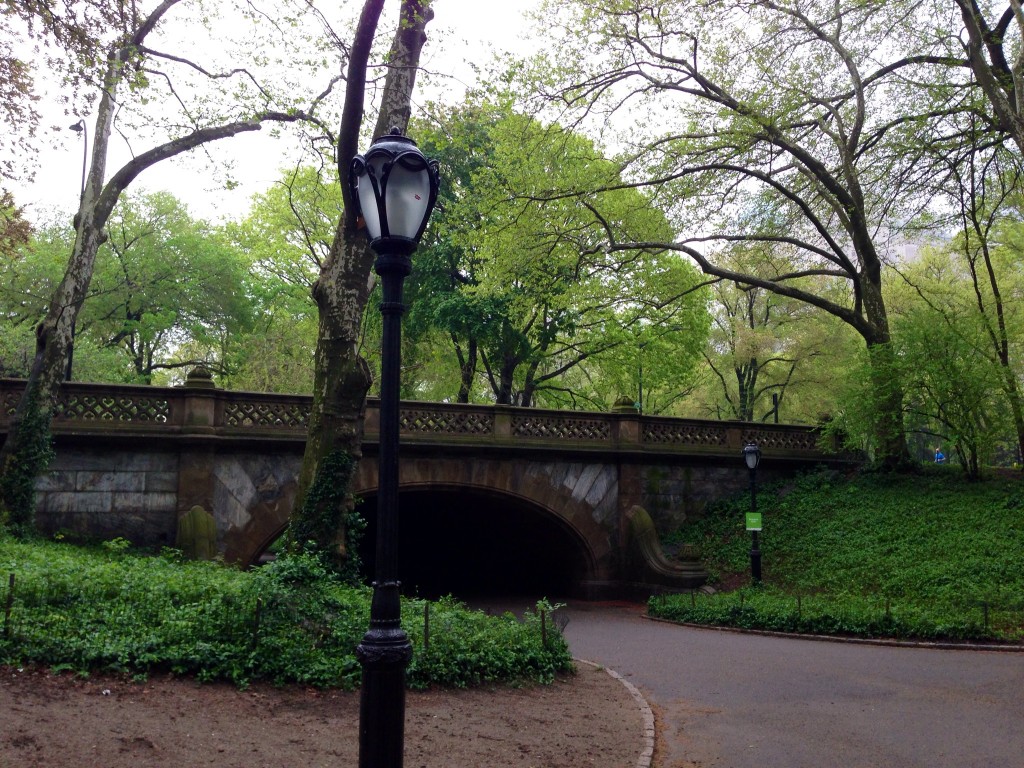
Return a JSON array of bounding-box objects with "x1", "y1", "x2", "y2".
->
[{"x1": 21, "y1": 0, "x2": 541, "y2": 225}]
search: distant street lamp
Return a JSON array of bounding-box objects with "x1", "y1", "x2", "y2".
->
[
  {"x1": 350, "y1": 128, "x2": 440, "y2": 768},
  {"x1": 743, "y1": 441, "x2": 762, "y2": 584},
  {"x1": 69, "y1": 119, "x2": 88, "y2": 201},
  {"x1": 66, "y1": 119, "x2": 89, "y2": 382},
  {"x1": 636, "y1": 341, "x2": 646, "y2": 414}
]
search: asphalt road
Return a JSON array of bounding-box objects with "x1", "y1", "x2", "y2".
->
[{"x1": 559, "y1": 602, "x2": 1024, "y2": 768}]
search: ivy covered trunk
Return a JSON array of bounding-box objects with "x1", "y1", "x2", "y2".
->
[
  {"x1": 287, "y1": 0, "x2": 433, "y2": 569},
  {"x1": 0, "y1": 48, "x2": 119, "y2": 529},
  {"x1": 861, "y1": 273, "x2": 911, "y2": 471},
  {"x1": 288, "y1": 232, "x2": 377, "y2": 566}
]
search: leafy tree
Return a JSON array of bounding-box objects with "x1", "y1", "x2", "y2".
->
[
  {"x1": 219, "y1": 310, "x2": 318, "y2": 394},
  {"x1": 0, "y1": 0, "x2": 355, "y2": 523},
  {"x1": 890, "y1": 249, "x2": 1015, "y2": 478},
  {"x1": 86, "y1": 191, "x2": 253, "y2": 382},
  {"x1": 691, "y1": 243, "x2": 859, "y2": 424},
  {"x1": 0, "y1": 193, "x2": 253, "y2": 382},
  {"x1": 221, "y1": 165, "x2": 339, "y2": 393},
  {"x1": 0, "y1": 191, "x2": 30, "y2": 258},
  {"x1": 230, "y1": 165, "x2": 342, "y2": 299},
  {"x1": 407, "y1": 100, "x2": 709, "y2": 407},
  {"x1": 219, "y1": 165, "x2": 339, "y2": 393},
  {"x1": 932, "y1": 134, "x2": 1024, "y2": 467},
  {"x1": 567, "y1": 315, "x2": 707, "y2": 414},
  {"x1": 0, "y1": 218, "x2": 128, "y2": 381},
  {"x1": 529, "y1": 0, "x2": 978, "y2": 466}
]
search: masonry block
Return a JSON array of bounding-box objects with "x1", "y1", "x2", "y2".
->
[
  {"x1": 146, "y1": 471, "x2": 180, "y2": 493},
  {"x1": 77, "y1": 470, "x2": 145, "y2": 493}
]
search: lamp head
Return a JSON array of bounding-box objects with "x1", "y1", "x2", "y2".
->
[
  {"x1": 350, "y1": 127, "x2": 440, "y2": 256},
  {"x1": 743, "y1": 441, "x2": 761, "y2": 470}
]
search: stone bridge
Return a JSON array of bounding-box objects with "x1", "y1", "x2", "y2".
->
[{"x1": 0, "y1": 377, "x2": 855, "y2": 598}]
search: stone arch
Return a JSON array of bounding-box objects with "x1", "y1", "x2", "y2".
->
[
  {"x1": 222, "y1": 453, "x2": 621, "y2": 594},
  {"x1": 357, "y1": 485, "x2": 598, "y2": 597},
  {"x1": 217, "y1": 453, "x2": 300, "y2": 566},
  {"x1": 351, "y1": 455, "x2": 618, "y2": 590}
]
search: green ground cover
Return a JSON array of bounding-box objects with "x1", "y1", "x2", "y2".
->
[
  {"x1": 652, "y1": 466, "x2": 1024, "y2": 642},
  {"x1": 0, "y1": 539, "x2": 571, "y2": 687}
]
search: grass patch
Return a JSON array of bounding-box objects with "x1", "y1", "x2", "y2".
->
[
  {"x1": 653, "y1": 466, "x2": 1024, "y2": 642},
  {"x1": 0, "y1": 538, "x2": 572, "y2": 687}
]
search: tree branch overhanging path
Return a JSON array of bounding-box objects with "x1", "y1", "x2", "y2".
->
[{"x1": 527, "y1": 0, "x2": 1003, "y2": 466}]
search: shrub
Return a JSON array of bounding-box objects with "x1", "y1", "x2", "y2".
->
[{"x1": 0, "y1": 539, "x2": 573, "y2": 688}]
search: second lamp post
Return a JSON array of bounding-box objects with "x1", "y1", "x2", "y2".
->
[
  {"x1": 349, "y1": 128, "x2": 440, "y2": 768},
  {"x1": 743, "y1": 441, "x2": 762, "y2": 584}
]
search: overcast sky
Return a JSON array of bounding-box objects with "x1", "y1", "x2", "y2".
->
[{"x1": 22, "y1": 0, "x2": 541, "y2": 224}]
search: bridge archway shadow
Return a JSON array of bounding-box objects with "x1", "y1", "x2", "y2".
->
[{"x1": 355, "y1": 487, "x2": 593, "y2": 601}]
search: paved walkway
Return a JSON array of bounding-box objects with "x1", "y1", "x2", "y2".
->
[{"x1": 561, "y1": 601, "x2": 1024, "y2": 768}]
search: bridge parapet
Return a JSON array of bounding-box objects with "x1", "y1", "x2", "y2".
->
[{"x1": 0, "y1": 379, "x2": 840, "y2": 461}]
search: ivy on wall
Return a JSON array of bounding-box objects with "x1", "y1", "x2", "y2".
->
[
  {"x1": 284, "y1": 449, "x2": 365, "y2": 583},
  {"x1": 0, "y1": 384, "x2": 55, "y2": 537}
]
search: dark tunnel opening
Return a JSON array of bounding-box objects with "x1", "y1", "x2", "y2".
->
[{"x1": 354, "y1": 488, "x2": 592, "y2": 601}]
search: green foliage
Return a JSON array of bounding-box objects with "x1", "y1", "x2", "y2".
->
[
  {"x1": 655, "y1": 468, "x2": 1024, "y2": 641},
  {"x1": 222, "y1": 166, "x2": 326, "y2": 393},
  {"x1": 0, "y1": 542, "x2": 573, "y2": 688},
  {"x1": 650, "y1": 588, "x2": 1001, "y2": 642},
  {"x1": 405, "y1": 597, "x2": 573, "y2": 689},
  {"x1": 284, "y1": 450, "x2": 364, "y2": 582},
  {"x1": 0, "y1": 193, "x2": 256, "y2": 384},
  {"x1": 0, "y1": 190, "x2": 31, "y2": 260},
  {"x1": 0, "y1": 384, "x2": 55, "y2": 537},
  {"x1": 885, "y1": 242, "x2": 1024, "y2": 476},
  {"x1": 88, "y1": 191, "x2": 255, "y2": 382},
  {"x1": 688, "y1": 247, "x2": 862, "y2": 424},
  {"x1": 406, "y1": 99, "x2": 710, "y2": 407}
]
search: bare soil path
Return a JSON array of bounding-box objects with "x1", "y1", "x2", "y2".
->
[{"x1": 1, "y1": 659, "x2": 646, "y2": 768}]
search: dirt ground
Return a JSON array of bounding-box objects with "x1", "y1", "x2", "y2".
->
[{"x1": 0, "y1": 661, "x2": 645, "y2": 767}]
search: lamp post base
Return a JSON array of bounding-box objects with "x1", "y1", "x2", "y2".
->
[
  {"x1": 750, "y1": 531, "x2": 762, "y2": 585},
  {"x1": 357, "y1": 637, "x2": 412, "y2": 768}
]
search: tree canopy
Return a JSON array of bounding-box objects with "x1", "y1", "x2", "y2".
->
[
  {"x1": 524, "y1": 0, "x2": 994, "y2": 465},
  {"x1": 407, "y1": 99, "x2": 710, "y2": 407}
]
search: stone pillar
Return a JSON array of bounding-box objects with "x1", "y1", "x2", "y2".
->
[
  {"x1": 176, "y1": 367, "x2": 220, "y2": 535},
  {"x1": 611, "y1": 398, "x2": 643, "y2": 568},
  {"x1": 725, "y1": 421, "x2": 745, "y2": 451},
  {"x1": 611, "y1": 397, "x2": 642, "y2": 448},
  {"x1": 494, "y1": 405, "x2": 512, "y2": 441}
]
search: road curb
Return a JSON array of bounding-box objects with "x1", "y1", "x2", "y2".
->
[
  {"x1": 643, "y1": 614, "x2": 1024, "y2": 652},
  {"x1": 576, "y1": 658, "x2": 655, "y2": 768}
]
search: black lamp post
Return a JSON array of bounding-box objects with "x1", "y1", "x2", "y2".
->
[
  {"x1": 743, "y1": 441, "x2": 762, "y2": 584},
  {"x1": 69, "y1": 119, "x2": 88, "y2": 202},
  {"x1": 350, "y1": 128, "x2": 439, "y2": 768}
]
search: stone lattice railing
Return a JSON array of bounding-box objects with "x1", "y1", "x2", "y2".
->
[{"x1": 0, "y1": 378, "x2": 842, "y2": 459}]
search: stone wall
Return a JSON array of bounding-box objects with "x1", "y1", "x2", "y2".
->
[
  {"x1": 35, "y1": 447, "x2": 179, "y2": 546},
  {"x1": 638, "y1": 463, "x2": 787, "y2": 533}
]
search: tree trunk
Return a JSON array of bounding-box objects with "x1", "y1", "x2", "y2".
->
[
  {"x1": 861, "y1": 272, "x2": 911, "y2": 470},
  {"x1": 288, "y1": 0, "x2": 433, "y2": 566},
  {"x1": 454, "y1": 335, "x2": 477, "y2": 404},
  {"x1": 0, "y1": 43, "x2": 121, "y2": 519}
]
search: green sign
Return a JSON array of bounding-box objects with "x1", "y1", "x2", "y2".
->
[{"x1": 745, "y1": 512, "x2": 762, "y2": 531}]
